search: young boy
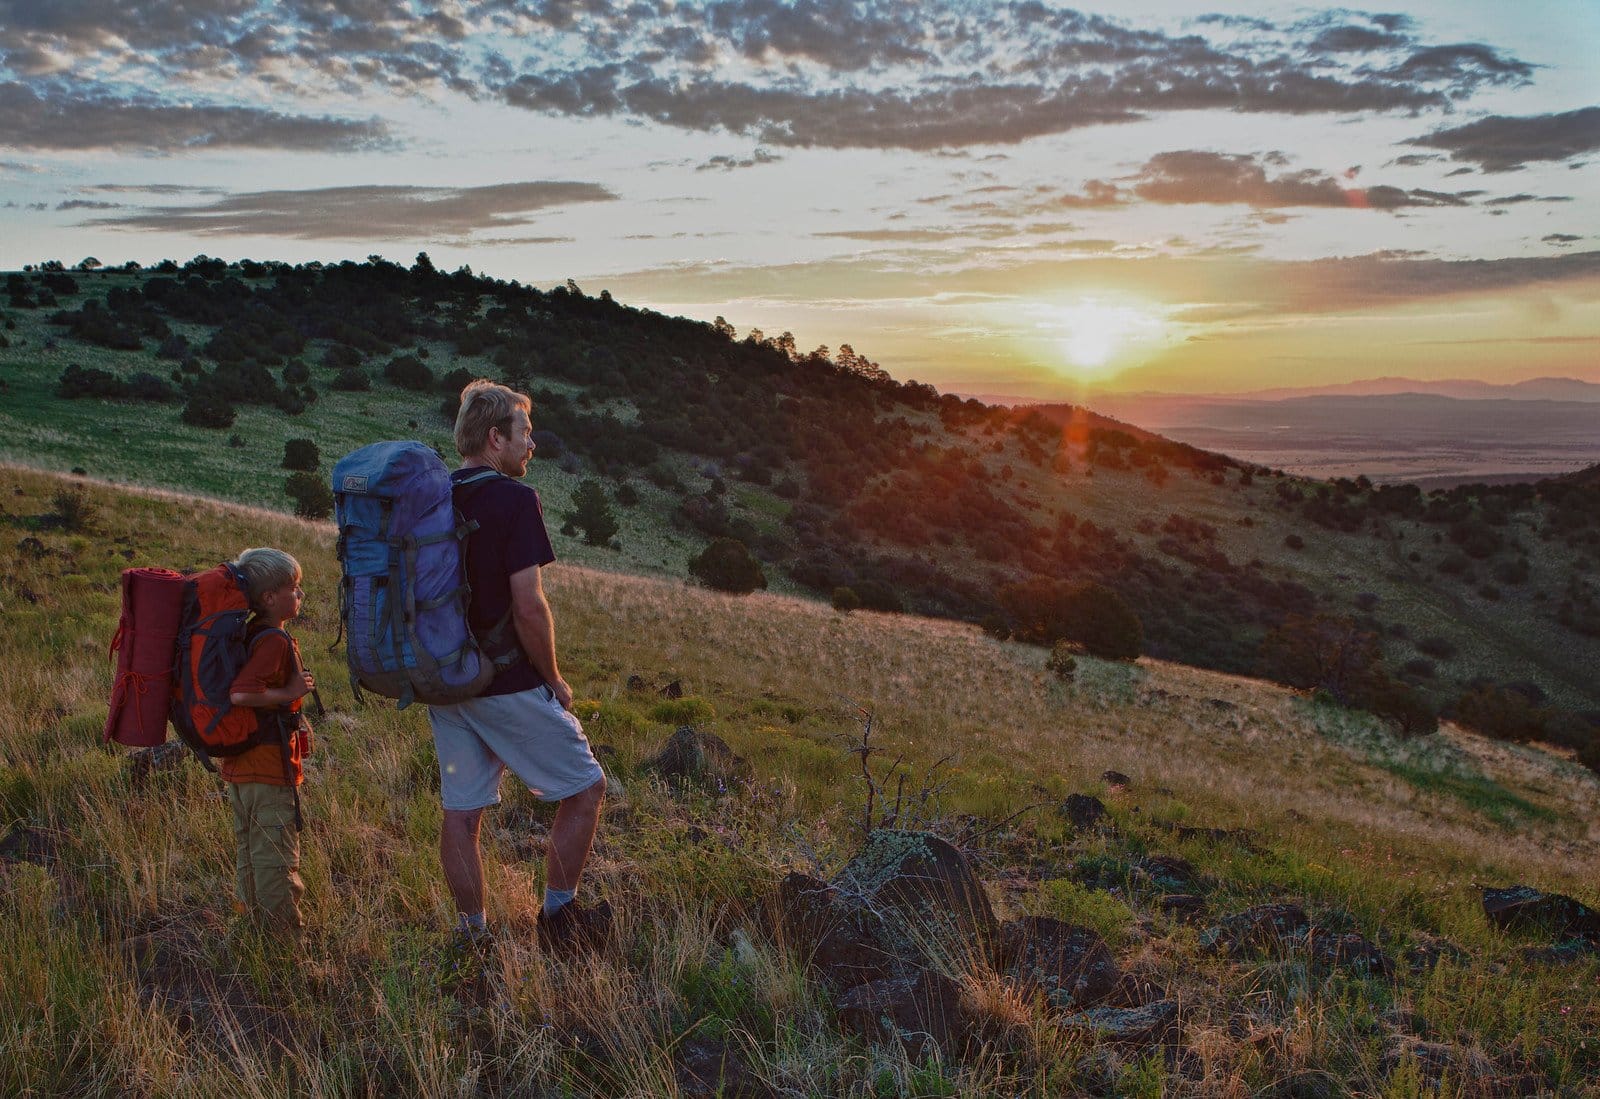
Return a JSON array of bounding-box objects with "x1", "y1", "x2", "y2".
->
[{"x1": 224, "y1": 547, "x2": 316, "y2": 932}]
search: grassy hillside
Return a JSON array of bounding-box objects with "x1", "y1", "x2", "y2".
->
[
  {"x1": 2, "y1": 467, "x2": 1597, "y2": 1096},
  {"x1": 2, "y1": 258, "x2": 1597, "y2": 740}
]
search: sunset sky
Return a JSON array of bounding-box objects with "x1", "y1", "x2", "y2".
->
[{"x1": 1, "y1": 0, "x2": 1596, "y2": 399}]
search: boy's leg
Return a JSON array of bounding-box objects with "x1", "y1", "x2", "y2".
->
[
  {"x1": 243, "y1": 782, "x2": 305, "y2": 932},
  {"x1": 227, "y1": 783, "x2": 255, "y2": 913}
]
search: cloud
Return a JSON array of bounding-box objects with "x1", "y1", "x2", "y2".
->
[
  {"x1": 83, "y1": 181, "x2": 618, "y2": 241},
  {"x1": 1543, "y1": 233, "x2": 1581, "y2": 246},
  {"x1": 56, "y1": 199, "x2": 122, "y2": 210},
  {"x1": 0, "y1": 3, "x2": 1544, "y2": 153},
  {"x1": 84, "y1": 183, "x2": 228, "y2": 195},
  {"x1": 0, "y1": 81, "x2": 392, "y2": 152},
  {"x1": 695, "y1": 148, "x2": 782, "y2": 171},
  {"x1": 1049, "y1": 151, "x2": 1472, "y2": 211},
  {"x1": 1485, "y1": 193, "x2": 1574, "y2": 206},
  {"x1": 1406, "y1": 107, "x2": 1600, "y2": 171}
]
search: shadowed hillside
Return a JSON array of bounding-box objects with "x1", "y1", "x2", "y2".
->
[{"x1": 2, "y1": 256, "x2": 1599, "y2": 759}]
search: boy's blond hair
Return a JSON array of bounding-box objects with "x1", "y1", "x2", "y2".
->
[
  {"x1": 454, "y1": 379, "x2": 531, "y2": 458},
  {"x1": 234, "y1": 547, "x2": 301, "y2": 607}
]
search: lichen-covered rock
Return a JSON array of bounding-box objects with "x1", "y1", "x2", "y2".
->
[
  {"x1": 998, "y1": 916, "x2": 1121, "y2": 1007},
  {"x1": 1306, "y1": 929, "x2": 1393, "y2": 978},
  {"x1": 833, "y1": 830, "x2": 997, "y2": 968},
  {"x1": 644, "y1": 726, "x2": 749, "y2": 790},
  {"x1": 1134, "y1": 854, "x2": 1199, "y2": 892},
  {"x1": 1158, "y1": 894, "x2": 1207, "y2": 922},
  {"x1": 674, "y1": 1037, "x2": 774, "y2": 1099},
  {"x1": 835, "y1": 967, "x2": 974, "y2": 1056},
  {"x1": 1060, "y1": 999, "x2": 1178, "y2": 1044},
  {"x1": 1482, "y1": 885, "x2": 1600, "y2": 944},
  {"x1": 1059, "y1": 793, "x2": 1109, "y2": 832},
  {"x1": 1201, "y1": 903, "x2": 1310, "y2": 956},
  {"x1": 127, "y1": 740, "x2": 190, "y2": 788},
  {"x1": 1402, "y1": 934, "x2": 1468, "y2": 971}
]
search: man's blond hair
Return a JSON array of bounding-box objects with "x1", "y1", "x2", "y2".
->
[
  {"x1": 234, "y1": 547, "x2": 301, "y2": 606},
  {"x1": 454, "y1": 379, "x2": 532, "y2": 458}
]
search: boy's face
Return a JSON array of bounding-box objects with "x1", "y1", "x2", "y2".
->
[{"x1": 259, "y1": 573, "x2": 304, "y2": 622}]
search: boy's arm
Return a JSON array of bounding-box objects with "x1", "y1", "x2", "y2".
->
[{"x1": 229, "y1": 632, "x2": 315, "y2": 707}]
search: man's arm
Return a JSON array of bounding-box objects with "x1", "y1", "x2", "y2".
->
[{"x1": 508, "y1": 563, "x2": 572, "y2": 709}]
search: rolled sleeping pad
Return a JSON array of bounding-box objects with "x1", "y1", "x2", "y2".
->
[{"x1": 105, "y1": 567, "x2": 187, "y2": 747}]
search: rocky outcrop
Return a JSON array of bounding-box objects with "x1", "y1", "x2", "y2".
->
[
  {"x1": 997, "y1": 916, "x2": 1120, "y2": 1008},
  {"x1": 644, "y1": 726, "x2": 750, "y2": 791}
]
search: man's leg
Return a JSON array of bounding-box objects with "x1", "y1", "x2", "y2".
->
[
  {"x1": 545, "y1": 775, "x2": 605, "y2": 893},
  {"x1": 441, "y1": 807, "x2": 486, "y2": 918}
]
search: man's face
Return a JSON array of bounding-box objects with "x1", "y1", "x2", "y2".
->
[{"x1": 493, "y1": 409, "x2": 535, "y2": 478}]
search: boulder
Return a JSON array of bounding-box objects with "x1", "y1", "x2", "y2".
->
[
  {"x1": 1134, "y1": 854, "x2": 1199, "y2": 892},
  {"x1": 644, "y1": 727, "x2": 750, "y2": 791},
  {"x1": 1059, "y1": 794, "x2": 1109, "y2": 831},
  {"x1": 1158, "y1": 894, "x2": 1207, "y2": 922},
  {"x1": 674, "y1": 1037, "x2": 773, "y2": 1099},
  {"x1": 1306, "y1": 929, "x2": 1393, "y2": 978},
  {"x1": 1402, "y1": 934, "x2": 1468, "y2": 971},
  {"x1": 1482, "y1": 885, "x2": 1600, "y2": 944},
  {"x1": 1060, "y1": 1000, "x2": 1178, "y2": 1045},
  {"x1": 1201, "y1": 903, "x2": 1309, "y2": 957},
  {"x1": 835, "y1": 967, "x2": 974, "y2": 1055},
  {"x1": 832, "y1": 830, "x2": 998, "y2": 969},
  {"x1": 998, "y1": 916, "x2": 1120, "y2": 1007}
]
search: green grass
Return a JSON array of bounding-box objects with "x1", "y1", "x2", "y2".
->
[{"x1": 1377, "y1": 760, "x2": 1558, "y2": 827}]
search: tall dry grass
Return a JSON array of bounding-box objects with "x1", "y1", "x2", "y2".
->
[{"x1": 2, "y1": 466, "x2": 1597, "y2": 1096}]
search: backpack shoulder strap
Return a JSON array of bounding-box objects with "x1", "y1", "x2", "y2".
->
[{"x1": 452, "y1": 466, "x2": 506, "y2": 500}]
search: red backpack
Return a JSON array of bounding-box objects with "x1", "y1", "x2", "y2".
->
[{"x1": 107, "y1": 563, "x2": 299, "y2": 762}]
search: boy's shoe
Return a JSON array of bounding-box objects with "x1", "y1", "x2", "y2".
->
[{"x1": 536, "y1": 899, "x2": 614, "y2": 955}]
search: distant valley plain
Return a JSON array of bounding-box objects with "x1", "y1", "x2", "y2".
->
[{"x1": 1078, "y1": 380, "x2": 1600, "y2": 487}]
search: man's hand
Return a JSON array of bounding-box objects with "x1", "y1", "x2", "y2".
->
[
  {"x1": 550, "y1": 677, "x2": 574, "y2": 711},
  {"x1": 289, "y1": 670, "x2": 315, "y2": 701}
]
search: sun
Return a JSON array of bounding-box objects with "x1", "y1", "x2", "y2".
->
[{"x1": 1053, "y1": 299, "x2": 1164, "y2": 379}]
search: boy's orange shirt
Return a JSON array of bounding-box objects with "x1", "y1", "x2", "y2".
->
[{"x1": 220, "y1": 627, "x2": 312, "y2": 787}]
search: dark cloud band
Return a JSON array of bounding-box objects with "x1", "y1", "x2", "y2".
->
[
  {"x1": 1407, "y1": 107, "x2": 1600, "y2": 172},
  {"x1": 82, "y1": 181, "x2": 618, "y2": 241}
]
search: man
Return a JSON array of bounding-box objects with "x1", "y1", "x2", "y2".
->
[{"x1": 431, "y1": 379, "x2": 608, "y2": 952}]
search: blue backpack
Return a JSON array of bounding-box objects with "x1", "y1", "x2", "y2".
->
[{"x1": 331, "y1": 441, "x2": 520, "y2": 708}]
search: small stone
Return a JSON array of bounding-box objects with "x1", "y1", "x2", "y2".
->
[
  {"x1": 1203, "y1": 903, "x2": 1309, "y2": 957},
  {"x1": 836, "y1": 968, "x2": 974, "y2": 1055},
  {"x1": 999, "y1": 916, "x2": 1120, "y2": 1007},
  {"x1": 1306, "y1": 929, "x2": 1393, "y2": 978},
  {"x1": 1482, "y1": 885, "x2": 1600, "y2": 944},
  {"x1": 674, "y1": 1037, "x2": 773, "y2": 1099},
  {"x1": 1158, "y1": 894, "x2": 1207, "y2": 922},
  {"x1": 1101, "y1": 770, "x2": 1131, "y2": 788},
  {"x1": 1060, "y1": 793, "x2": 1109, "y2": 831},
  {"x1": 1060, "y1": 999, "x2": 1178, "y2": 1044}
]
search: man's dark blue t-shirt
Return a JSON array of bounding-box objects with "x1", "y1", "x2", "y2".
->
[{"x1": 452, "y1": 467, "x2": 556, "y2": 697}]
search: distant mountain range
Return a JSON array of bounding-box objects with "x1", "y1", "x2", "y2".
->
[{"x1": 984, "y1": 377, "x2": 1600, "y2": 485}]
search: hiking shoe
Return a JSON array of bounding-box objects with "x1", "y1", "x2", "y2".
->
[{"x1": 536, "y1": 899, "x2": 614, "y2": 955}]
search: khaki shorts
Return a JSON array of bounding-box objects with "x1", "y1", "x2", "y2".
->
[{"x1": 429, "y1": 684, "x2": 604, "y2": 811}]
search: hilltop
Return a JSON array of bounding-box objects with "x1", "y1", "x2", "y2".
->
[
  {"x1": 2, "y1": 256, "x2": 1598, "y2": 754},
  {"x1": 1, "y1": 465, "x2": 1597, "y2": 1095}
]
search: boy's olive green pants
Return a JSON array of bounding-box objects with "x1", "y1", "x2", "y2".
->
[{"x1": 227, "y1": 782, "x2": 303, "y2": 931}]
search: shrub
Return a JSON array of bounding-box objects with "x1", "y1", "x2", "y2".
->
[
  {"x1": 688, "y1": 538, "x2": 767, "y2": 594},
  {"x1": 281, "y1": 359, "x2": 310, "y2": 384},
  {"x1": 1359, "y1": 675, "x2": 1437, "y2": 737},
  {"x1": 181, "y1": 393, "x2": 236, "y2": 429},
  {"x1": 614, "y1": 483, "x2": 639, "y2": 507},
  {"x1": 1046, "y1": 641, "x2": 1079, "y2": 680},
  {"x1": 649, "y1": 698, "x2": 716, "y2": 725},
  {"x1": 1578, "y1": 736, "x2": 1600, "y2": 777},
  {"x1": 284, "y1": 472, "x2": 333, "y2": 519},
  {"x1": 438, "y1": 366, "x2": 475, "y2": 393},
  {"x1": 1400, "y1": 658, "x2": 1436, "y2": 680},
  {"x1": 330, "y1": 367, "x2": 370, "y2": 391},
  {"x1": 567, "y1": 480, "x2": 620, "y2": 546},
  {"x1": 1284, "y1": 533, "x2": 1305, "y2": 551},
  {"x1": 831, "y1": 586, "x2": 861, "y2": 613},
  {"x1": 998, "y1": 579, "x2": 1143, "y2": 660},
  {"x1": 383, "y1": 354, "x2": 434, "y2": 391},
  {"x1": 1415, "y1": 635, "x2": 1457, "y2": 660},
  {"x1": 282, "y1": 438, "x2": 320, "y2": 471},
  {"x1": 50, "y1": 487, "x2": 97, "y2": 532},
  {"x1": 1451, "y1": 685, "x2": 1544, "y2": 744}
]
